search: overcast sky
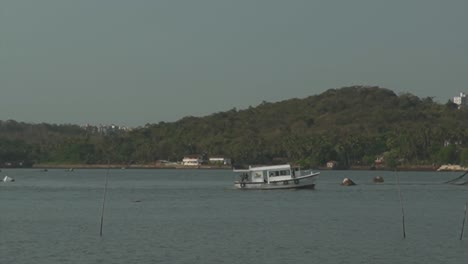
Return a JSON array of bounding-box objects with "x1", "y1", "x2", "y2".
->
[{"x1": 1, "y1": 0, "x2": 467, "y2": 127}]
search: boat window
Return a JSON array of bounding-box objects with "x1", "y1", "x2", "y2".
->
[
  {"x1": 269, "y1": 170, "x2": 290, "y2": 177},
  {"x1": 269, "y1": 171, "x2": 280, "y2": 177}
]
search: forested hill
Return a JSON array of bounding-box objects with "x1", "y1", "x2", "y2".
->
[{"x1": 1, "y1": 86, "x2": 468, "y2": 168}]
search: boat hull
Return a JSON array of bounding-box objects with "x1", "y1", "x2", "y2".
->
[{"x1": 234, "y1": 174, "x2": 318, "y2": 190}]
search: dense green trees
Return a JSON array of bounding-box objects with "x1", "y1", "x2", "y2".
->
[{"x1": 1, "y1": 86, "x2": 467, "y2": 168}]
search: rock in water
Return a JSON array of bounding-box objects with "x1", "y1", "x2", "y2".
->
[
  {"x1": 373, "y1": 176, "x2": 384, "y2": 183},
  {"x1": 342, "y1": 177, "x2": 356, "y2": 186}
]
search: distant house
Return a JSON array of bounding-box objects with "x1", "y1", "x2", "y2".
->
[
  {"x1": 182, "y1": 155, "x2": 203, "y2": 166},
  {"x1": 209, "y1": 157, "x2": 231, "y2": 165},
  {"x1": 375, "y1": 155, "x2": 385, "y2": 165},
  {"x1": 444, "y1": 140, "x2": 463, "y2": 147},
  {"x1": 453, "y1": 92, "x2": 467, "y2": 109},
  {"x1": 326, "y1": 160, "x2": 338, "y2": 169}
]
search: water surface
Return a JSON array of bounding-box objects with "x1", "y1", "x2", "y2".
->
[{"x1": 1, "y1": 169, "x2": 467, "y2": 264}]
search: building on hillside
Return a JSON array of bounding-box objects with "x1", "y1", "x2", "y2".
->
[
  {"x1": 444, "y1": 139, "x2": 463, "y2": 147},
  {"x1": 82, "y1": 124, "x2": 132, "y2": 134},
  {"x1": 375, "y1": 155, "x2": 385, "y2": 165},
  {"x1": 208, "y1": 157, "x2": 231, "y2": 165},
  {"x1": 326, "y1": 160, "x2": 338, "y2": 169},
  {"x1": 453, "y1": 92, "x2": 467, "y2": 109},
  {"x1": 182, "y1": 155, "x2": 203, "y2": 166}
]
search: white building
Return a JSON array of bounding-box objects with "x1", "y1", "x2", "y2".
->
[
  {"x1": 208, "y1": 157, "x2": 231, "y2": 165},
  {"x1": 453, "y1": 92, "x2": 467, "y2": 108},
  {"x1": 182, "y1": 155, "x2": 202, "y2": 166},
  {"x1": 326, "y1": 160, "x2": 338, "y2": 169}
]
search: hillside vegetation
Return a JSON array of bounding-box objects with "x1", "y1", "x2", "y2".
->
[{"x1": 1, "y1": 86, "x2": 468, "y2": 168}]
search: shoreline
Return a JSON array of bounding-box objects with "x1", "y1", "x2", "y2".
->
[
  {"x1": 0, "y1": 161, "x2": 461, "y2": 171},
  {"x1": 30, "y1": 164, "x2": 233, "y2": 170},
  {"x1": 347, "y1": 165, "x2": 438, "y2": 172},
  {"x1": 19, "y1": 163, "x2": 466, "y2": 172}
]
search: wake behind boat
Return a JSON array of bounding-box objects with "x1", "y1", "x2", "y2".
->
[{"x1": 234, "y1": 164, "x2": 319, "y2": 190}]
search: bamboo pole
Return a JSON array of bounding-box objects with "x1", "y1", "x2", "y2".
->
[
  {"x1": 460, "y1": 203, "x2": 467, "y2": 240},
  {"x1": 396, "y1": 171, "x2": 406, "y2": 239},
  {"x1": 99, "y1": 167, "x2": 111, "y2": 237},
  {"x1": 444, "y1": 171, "x2": 468, "y2": 184}
]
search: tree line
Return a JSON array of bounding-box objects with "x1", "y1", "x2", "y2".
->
[{"x1": 1, "y1": 86, "x2": 467, "y2": 168}]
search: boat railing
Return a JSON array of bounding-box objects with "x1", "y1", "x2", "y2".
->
[{"x1": 298, "y1": 169, "x2": 314, "y2": 177}]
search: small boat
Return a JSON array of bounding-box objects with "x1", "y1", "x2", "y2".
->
[
  {"x1": 3, "y1": 176, "x2": 15, "y2": 182},
  {"x1": 233, "y1": 164, "x2": 319, "y2": 190}
]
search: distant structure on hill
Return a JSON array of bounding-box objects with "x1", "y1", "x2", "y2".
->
[
  {"x1": 453, "y1": 92, "x2": 467, "y2": 109},
  {"x1": 181, "y1": 155, "x2": 231, "y2": 166},
  {"x1": 82, "y1": 124, "x2": 132, "y2": 134}
]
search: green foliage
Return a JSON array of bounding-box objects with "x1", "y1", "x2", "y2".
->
[
  {"x1": 437, "y1": 145, "x2": 458, "y2": 165},
  {"x1": 0, "y1": 139, "x2": 34, "y2": 166},
  {"x1": 460, "y1": 148, "x2": 468, "y2": 167},
  {"x1": 384, "y1": 150, "x2": 399, "y2": 170},
  {"x1": 1, "y1": 86, "x2": 467, "y2": 168}
]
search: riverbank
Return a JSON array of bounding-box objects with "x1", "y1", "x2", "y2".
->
[
  {"x1": 31, "y1": 163, "x2": 233, "y2": 170},
  {"x1": 346, "y1": 165, "x2": 439, "y2": 171},
  {"x1": 436, "y1": 164, "x2": 468, "y2": 172},
  {"x1": 27, "y1": 163, "x2": 467, "y2": 172}
]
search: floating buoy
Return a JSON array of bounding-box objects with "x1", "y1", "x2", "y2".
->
[
  {"x1": 341, "y1": 177, "x2": 356, "y2": 186},
  {"x1": 373, "y1": 176, "x2": 384, "y2": 183}
]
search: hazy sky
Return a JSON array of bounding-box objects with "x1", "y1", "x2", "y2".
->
[{"x1": 1, "y1": 0, "x2": 467, "y2": 126}]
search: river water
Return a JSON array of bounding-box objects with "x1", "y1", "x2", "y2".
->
[{"x1": 1, "y1": 169, "x2": 467, "y2": 264}]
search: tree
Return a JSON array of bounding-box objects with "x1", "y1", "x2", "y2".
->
[
  {"x1": 459, "y1": 148, "x2": 468, "y2": 167},
  {"x1": 437, "y1": 145, "x2": 458, "y2": 165}
]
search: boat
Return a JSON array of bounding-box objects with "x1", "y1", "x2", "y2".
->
[
  {"x1": 2, "y1": 176, "x2": 15, "y2": 182},
  {"x1": 233, "y1": 164, "x2": 319, "y2": 190}
]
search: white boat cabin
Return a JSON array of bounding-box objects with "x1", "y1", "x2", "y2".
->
[{"x1": 238, "y1": 164, "x2": 300, "y2": 183}]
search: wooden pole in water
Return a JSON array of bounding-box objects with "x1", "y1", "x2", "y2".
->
[
  {"x1": 460, "y1": 202, "x2": 467, "y2": 240},
  {"x1": 396, "y1": 171, "x2": 406, "y2": 239},
  {"x1": 99, "y1": 167, "x2": 111, "y2": 237},
  {"x1": 444, "y1": 171, "x2": 468, "y2": 184}
]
